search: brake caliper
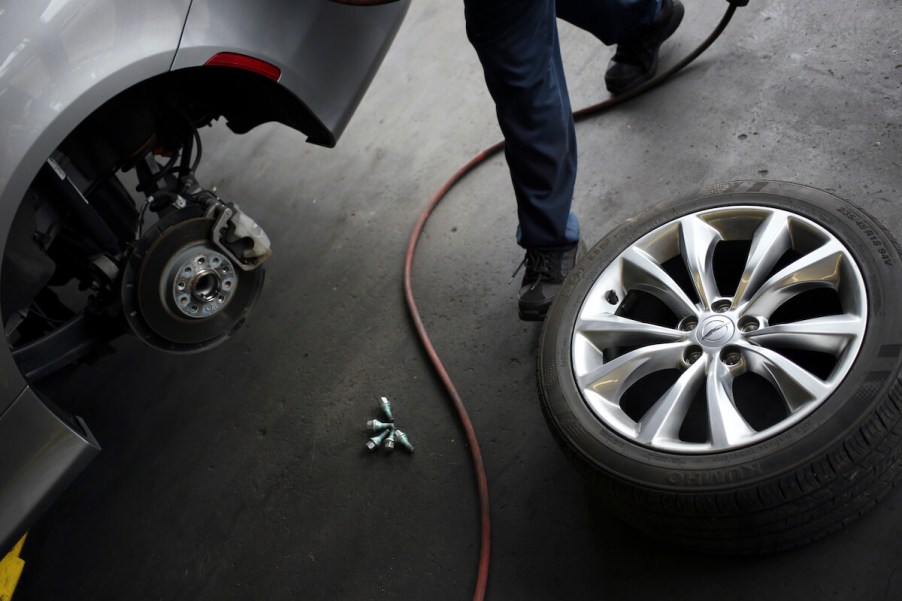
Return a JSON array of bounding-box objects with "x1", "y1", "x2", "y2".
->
[{"x1": 205, "y1": 200, "x2": 273, "y2": 271}]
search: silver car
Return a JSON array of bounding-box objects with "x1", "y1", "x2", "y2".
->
[{"x1": 0, "y1": 0, "x2": 409, "y2": 553}]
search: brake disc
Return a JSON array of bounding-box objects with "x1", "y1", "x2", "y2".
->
[{"x1": 121, "y1": 205, "x2": 264, "y2": 353}]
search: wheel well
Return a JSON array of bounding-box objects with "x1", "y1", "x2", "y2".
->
[
  {"x1": 63, "y1": 67, "x2": 334, "y2": 174},
  {"x1": 168, "y1": 66, "x2": 336, "y2": 146}
]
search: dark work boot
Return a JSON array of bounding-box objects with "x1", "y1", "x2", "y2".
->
[
  {"x1": 514, "y1": 243, "x2": 583, "y2": 321},
  {"x1": 604, "y1": 0, "x2": 685, "y2": 96}
]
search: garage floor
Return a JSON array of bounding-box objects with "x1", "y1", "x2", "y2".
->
[{"x1": 14, "y1": 0, "x2": 902, "y2": 599}]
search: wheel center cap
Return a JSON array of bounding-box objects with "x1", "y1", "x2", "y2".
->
[{"x1": 698, "y1": 315, "x2": 736, "y2": 347}]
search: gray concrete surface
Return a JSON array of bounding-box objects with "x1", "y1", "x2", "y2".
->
[{"x1": 15, "y1": 0, "x2": 902, "y2": 599}]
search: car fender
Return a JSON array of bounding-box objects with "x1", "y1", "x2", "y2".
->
[
  {"x1": 0, "y1": 0, "x2": 191, "y2": 412},
  {"x1": 171, "y1": 0, "x2": 411, "y2": 146}
]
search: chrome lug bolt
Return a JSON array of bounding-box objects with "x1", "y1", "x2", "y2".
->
[
  {"x1": 394, "y1": 429, "x2": 414, "y2": 453},
  {"x1": 379, "y1": 396, "x2": 394, "y2": 422},
  {"x1": 367, "y1": 419, "x2": 393, "y2": 432},
  {"x1": 383, "y1": 430, "x2": 397, "y2": 451},
  {"x1": 366, "y1": 429, "x2": 392, "y2": 451}
]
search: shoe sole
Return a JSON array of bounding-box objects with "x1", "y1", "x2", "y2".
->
[{"x1": 606, "y1": 0, "x2": 685, "y2": 96}]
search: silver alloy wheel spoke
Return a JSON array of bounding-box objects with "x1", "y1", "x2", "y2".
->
[
  {"x1": 575, "y1": 313, "x2": 686, "y2": 348},
  {"x1": 733, "y1": 212, "x2": 793, "y2": 307},
  {"x1": 637, "y1": 358, "x2": 706, "y2": 445},
  {"x1": 706, "y1": 358, "x2": 755, "y2": 448},
  {"x1": 572, "y1": 206, "x2": 868, "y2": 454},
  {"x1": 741, "y1": 240, "x2": 846, "y2": 316},
  {"x1": 620, "y1": 246, "x2": 699, "y2": 318},
  {"x1": 737, "y1": 342, "x2": 832, "y2": 412},
  {"x1": 679, "y1": 215, "x2": 722, "y2": 310},
  {"x1": 578, "y1": 342, "x2": 687, "y2": 401},
  {"x1": 747, "y1": 315, "x2": 863, "y2": 354}
]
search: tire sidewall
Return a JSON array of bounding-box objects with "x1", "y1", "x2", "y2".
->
[{"x1": 540, "y1": 180, "x2": 902, "y2": 493}]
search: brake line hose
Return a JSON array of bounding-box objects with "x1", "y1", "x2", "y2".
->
[{"x1": 401, "y1": 3, "x2": 745, "y2": 600}]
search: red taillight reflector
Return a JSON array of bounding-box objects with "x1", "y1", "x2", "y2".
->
[{"x1": 204, "y1": 52, "x2": 281, "y2": 81}]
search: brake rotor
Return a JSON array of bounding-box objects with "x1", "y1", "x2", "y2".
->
[{"x1": 122, "y1": 206, "x2": 264, "y2": 353}]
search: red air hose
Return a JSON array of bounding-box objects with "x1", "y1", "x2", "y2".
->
[{"x1": 402, "y1": 5, "x2": 739, "y2": 601}]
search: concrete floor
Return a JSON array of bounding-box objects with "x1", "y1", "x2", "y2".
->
[{"x1": 15, "y1": 0, "x2": 902, "y2": 599}]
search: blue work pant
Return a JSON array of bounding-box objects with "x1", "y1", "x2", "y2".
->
[{"x1": 464, "y1": 0, "x2": 659, "y2": 250}]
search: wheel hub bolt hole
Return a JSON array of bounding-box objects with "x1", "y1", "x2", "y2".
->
[
  {"x1": 739, "y1": 316, "x2": 760, "y2": 333},
  {"x1": 679, "y1": 317, "x2": 698, "y2": 331},
  {"x1": 683, "y1": 345, "x2": 703, "y2": 366},
  {"x1": 712, "y1": 300, "x2": 732, "y2": 313},
  {"x1": 722, "y1": 349, "x2": 742, "y2": 366}
]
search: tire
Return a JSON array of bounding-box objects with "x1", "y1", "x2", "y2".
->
[{"x1": 538, "y1": 180, "x2": 902, "y2": 554}]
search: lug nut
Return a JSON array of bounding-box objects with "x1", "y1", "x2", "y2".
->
[
  {"x1": 383, "y1": 430, "x2": 396, "y2": 451},
  {"x1": 379, "y1": 396, "x2": 394, "y2": 422},
  {"x1": 366, "y1": 428, "x2": 392, "y2": 451},
  {"x1": 367, "y1": 419, "x2": 393, "y2": 432},
  {"x1": 394, "y1": 429, "x2": 414, "y2": 453}
]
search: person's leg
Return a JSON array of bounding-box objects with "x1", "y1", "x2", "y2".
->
[
  {"x1": 556, "y1": 0, "x2": 683, "y2": 96},
  {"x1": 556, "y1": 0, "x2": 659, "y2": 45},
  {"x1": 464, "y1": 0, "x2": 579, "y2": 252}
]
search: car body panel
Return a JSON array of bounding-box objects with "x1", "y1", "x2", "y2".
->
[
  {"x1": 0, "y1": 0, "x2": 190, "y2": 412},
  {"x1": 0, "y1": 0, "x2": 408, "y2": 553},
  {"x1": 0, "y1": 388, "x2": 101, "y2": 552},
  {"x1": 172, "y1": 0, "x2": 410, "y2": 145}
]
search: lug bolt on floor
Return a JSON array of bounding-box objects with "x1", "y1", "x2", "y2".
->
[{"x1": 364, "y1": 396, "x2": 413, "y2": 453}]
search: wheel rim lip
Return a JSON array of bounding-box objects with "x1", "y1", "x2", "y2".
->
[{"x1": 570, "y1": 205, "x2": 869, "y2": 454}]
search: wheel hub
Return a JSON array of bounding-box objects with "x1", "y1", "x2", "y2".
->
[
  {"x1": 121, "y1": 206, "x2": 264, "y2": 353},
  {"x1": 696, "y1": 314, "x2": 736, "y2": 347},
  {"x1": 168, "y1": 247, "x2": 236, "y2": 319}
]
